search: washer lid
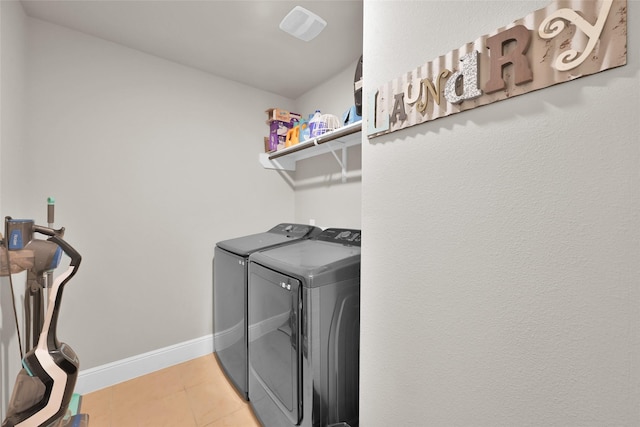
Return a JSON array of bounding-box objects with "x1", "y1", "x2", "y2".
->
[
  {"x1": 216, "y1": 223, "x2": 320, "y2": 257},
  {"x1": 249, "y1": 229, "x2": 361, "y2": 288}
]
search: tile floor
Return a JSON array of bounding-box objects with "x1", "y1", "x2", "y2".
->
[{"x1": 81, "y1": 354, "x2": 261, "y2": 427}]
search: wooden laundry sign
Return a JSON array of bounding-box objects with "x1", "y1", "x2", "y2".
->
[{"x1": 367, "y1": 0, "x2": 627, "y2": 138}]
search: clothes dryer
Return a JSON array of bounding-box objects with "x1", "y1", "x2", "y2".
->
[
  {"x1": 213, "y1": 224, "x2": 321, "y2": 400},
  {"x1": 248, "y1": 228, "x2": 361, "y2": 427}
]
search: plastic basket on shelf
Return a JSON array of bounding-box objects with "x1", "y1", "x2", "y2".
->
[{"x1": 315, "y1": 114, "x2": 341, "y2": 136}]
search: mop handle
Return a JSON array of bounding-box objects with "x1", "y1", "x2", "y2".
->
[
  {"x1": 46, "y1": 197, "x2": 55, "y2": 295},
  {"x1": 47, "y1": 197, "x2": 55, "y2": 226}
]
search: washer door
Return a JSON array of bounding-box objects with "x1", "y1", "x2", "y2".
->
[
  {"x1": 213, "y1": 247, "x2": 248, "y2": 399},
  {"x1": 249, "y1": 263, "x2": 301, "y2": 424}
]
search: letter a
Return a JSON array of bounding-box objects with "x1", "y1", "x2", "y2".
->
[{"x1": 390, "y1": 93, "x2": 407, "y2": 124}]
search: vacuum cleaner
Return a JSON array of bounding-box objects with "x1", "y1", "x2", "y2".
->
[{"x1": 1, "y1": 216, "x2": 88, "y2": 427}]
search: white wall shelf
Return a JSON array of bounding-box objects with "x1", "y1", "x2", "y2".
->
[{"x1": 259, "y1": 120, "x2": 362, "y2": 179}]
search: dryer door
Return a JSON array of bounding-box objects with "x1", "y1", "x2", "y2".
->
[{"x1": 249, "y1": 263, "x2": 301, "y2": 425}]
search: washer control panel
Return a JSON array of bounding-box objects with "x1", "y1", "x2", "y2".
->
[{"x1": 268, "y1": 223, "x2": 319, "y2": 239}]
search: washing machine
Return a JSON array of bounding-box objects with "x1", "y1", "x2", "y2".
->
[
  {"x1": 248, "y1": 228, "x2": 361, "y2": 427},
  {"x1": 213, "y1": 223, "x2": 321, "y2": 400}
]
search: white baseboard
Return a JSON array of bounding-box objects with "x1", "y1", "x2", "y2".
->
[{"x1": 75, "y1": 334, "x2": 213, "y2": 395}]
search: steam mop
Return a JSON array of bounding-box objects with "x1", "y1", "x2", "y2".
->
[{"x1": 1, "y1": 216, "x2": 88, "y2": 427}]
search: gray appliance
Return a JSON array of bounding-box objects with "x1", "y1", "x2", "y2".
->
[
  {"x1": 248, "y1": 228, "x2": 361, "y2": 427},
  {"x1": 214, "y1": 223, "x2": 321, "y2": 400}
]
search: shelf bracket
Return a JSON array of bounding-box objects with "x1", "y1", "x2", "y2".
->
[
  {"x1": 258, "y1": 152, "x2": 296, "y2": 171},
  {"x1": 322, "y1": 141, "x2": 348, "y2": 183}
]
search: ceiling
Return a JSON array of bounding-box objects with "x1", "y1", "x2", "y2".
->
[{"x1": 20, "y1": 0, "x2": 363, "y2": 99}]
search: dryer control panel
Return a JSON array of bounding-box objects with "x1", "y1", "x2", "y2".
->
[{"x1": 315, "y1": 228, "x2": 361, "y2": 246}]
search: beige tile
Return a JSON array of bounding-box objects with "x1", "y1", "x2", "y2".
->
[
  {"x1": 111, "y1": 410, "x2": 140, "y2": 427},
  {"x1": 82, "y1": 387, "x2": 112, "y2": 422},
  {"x1": 111, "y1": 366, "x2": 184, "y2": 415},
  {"x1": 186, "y1": 380, "x2": 244, "y2": 426},
  {"x1": 84, "y1": 413, "x2": 111, "y2": 427},
  {"x1": 176, "y1": 354, "x2": 223, "y2": 389},
  {"x1": 138, "y1": 390, "x2": 197, "y2": 427},
  {"x1": 110, "y1": 376, "x2": 154, "y2": 417},
  {"x1": 80, "y1": 353, "x2": 258, "y2": 427},
  {"x1": 203, "y1": 405, "x2": 262, "y2": 427},
  {"x1": 142, "y1": 365, "x2": 186, "y2": 399}
]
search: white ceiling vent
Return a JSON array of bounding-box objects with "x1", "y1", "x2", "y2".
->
[{"x1": 279, "y1": 6, "x2": 327, "y2": 42}]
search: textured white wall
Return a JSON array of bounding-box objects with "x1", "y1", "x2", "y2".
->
[
  {"x1": 0, "y1": 0, "x2": 28, "y2": 214},
  {"x1": 0, "y1": 0, "x2": 28, "y2": 418},
  {"x1": 361, "y1": 1, "x2": 639, "y2": 426},
  {"x1": 21, "y1": 17, "x2": 296, "y2": 370}
]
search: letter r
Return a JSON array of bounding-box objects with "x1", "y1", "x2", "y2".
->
[{"x1": 485, "y1": 25, "x2": 533, "y2": 94}]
